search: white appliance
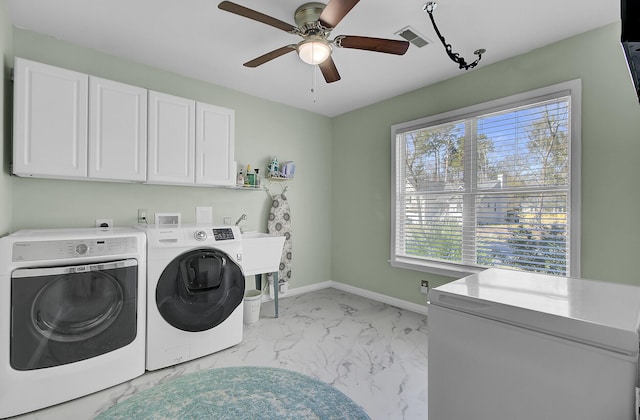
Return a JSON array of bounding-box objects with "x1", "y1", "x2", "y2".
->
[
  {"x1": 0, "y1": 228, "x2": 146, "y2": 418},
  {"x1": 428, "y1": 268, "x2": 640, "y2": 420},
  {"x1": 142, "y1": 224, "x2": 245, "y2": 371}
]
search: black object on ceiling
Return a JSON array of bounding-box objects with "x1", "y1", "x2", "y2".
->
[{"x1": 423, "y1": 2, "x2": 485, "y2": 71}]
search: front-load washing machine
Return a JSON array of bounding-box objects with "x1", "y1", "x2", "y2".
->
[
  {"x1": 0, "y1": 227, "x2": 146, "y2": 418},
  {"x1": 142, "y1": 224, "x2": 245, "y2": 371}
]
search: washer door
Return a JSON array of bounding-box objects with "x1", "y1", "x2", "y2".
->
[{"x1": 156, "y1": 248, "x2": 244, "y2": 332}]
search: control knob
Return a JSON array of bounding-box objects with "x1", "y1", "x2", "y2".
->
[
  {"x1": 194, "y1": 230, "x2": 207, "y2": 241},
  {"x1": 75, "y1": 243, "x2": 89, "y2": 255}
]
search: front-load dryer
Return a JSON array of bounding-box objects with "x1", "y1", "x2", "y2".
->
[
  {"x1": 142, "y1": 224, "x2": 245, "y2": 371},
  {"x1": 0, "y1": 227, "x2": 146, "y2": 418}
]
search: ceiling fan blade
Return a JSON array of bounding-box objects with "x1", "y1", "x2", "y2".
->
[
  {"x1": 319, "y1": 57, "x2": 341, "y2": 83},
  {"x1": 218, "y1": 1, "x2": 297, "y2": 33},
  {"x1": 318, "y1": 0, "x2": 360, "y2": 29},
  {"x1": 243, "y1": 45, "x2": 296, "y2": 68},
  {"x1": 336, "y1": 36, "x2": 410, "y2": 55}
]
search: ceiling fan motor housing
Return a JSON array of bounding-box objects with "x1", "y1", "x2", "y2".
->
[{"x1": 295, "y1": 2, "x2": 326, "y2": 32}]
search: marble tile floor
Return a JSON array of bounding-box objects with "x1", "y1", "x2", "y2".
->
[{"x1": 13, "y1": 288, "x2": 429, "y2": 420}]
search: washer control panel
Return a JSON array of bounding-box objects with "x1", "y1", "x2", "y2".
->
[
  {"x1": 193, "y1": 228, "x2": 236, "y2": 241},
  {"x1": 12, "y1": 237, "x2": 138, "y2": 262},
  {"x1": 146, "y1": 225, "x2": 241, "y2": 248}
]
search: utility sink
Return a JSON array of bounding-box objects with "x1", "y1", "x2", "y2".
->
[{"x1": 241, "y1": 232, "x2": 286, "y2": 276}]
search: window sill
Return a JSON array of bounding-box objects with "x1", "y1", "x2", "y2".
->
[{"x1": 390, "y1": 256, "x2": 485, "y2": 279}]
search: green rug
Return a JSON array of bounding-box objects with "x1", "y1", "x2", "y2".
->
[{"x1": 96, "y1": 366, "x2": 370, "y2": 419}]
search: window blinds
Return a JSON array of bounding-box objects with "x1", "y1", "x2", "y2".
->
[{"x1": 395, "y1": 97, "x2": 571, "y2": 276}]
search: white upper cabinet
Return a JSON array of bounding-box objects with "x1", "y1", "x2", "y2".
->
[
  {"x1": 147, "y1": 91, "x2": 196, "y2": 185},
  {"x1": 148, "y1": 92, "x2": 235, "y2": 187},
  {"x1": 196, "y1": 102, "x2": 235, "y2": 186},
  {"x1": 13, "y1": 57, "x2": 88, "y2": 179},
  {"x1": 89, "y1": 77, "x2": 147, "y2": 181},
  {"x1": 13, "y1": 58, "x2": 236, "y2": 187}
]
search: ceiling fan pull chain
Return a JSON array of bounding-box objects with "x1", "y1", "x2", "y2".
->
[
  {"x1": 423, "y1": 2, "x2": 485, "y2": 70},
  {"x1": 311, "y1": 64, "x2": 318, "y2": 103}
]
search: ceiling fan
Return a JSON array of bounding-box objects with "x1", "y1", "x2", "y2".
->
[{"x1": 218, "y1": 0, "x2": 410, "y2": 83}]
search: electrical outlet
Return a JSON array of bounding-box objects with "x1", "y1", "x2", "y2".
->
[
  {"x1": 420, "y1": 280, "x2": 429, "y2": 295},
  {"x1": 96, "y1": 218, "x2": 113, "y2": 228},
  {"x1": 223, "y1": 217, "x2": 231, "y2": 225},
  {"x1": 138, "y1": 209, "x2": 148, "y2": 224}
]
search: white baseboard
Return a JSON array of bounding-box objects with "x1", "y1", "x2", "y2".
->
[
  {"x1": 329, "y1": 281, "x2": 428, "y2": 315},
  {"x1": 260, "y1": 280, "x2": 428, "y2": 315}
]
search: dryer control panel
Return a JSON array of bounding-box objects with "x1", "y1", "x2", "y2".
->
[{"x1": 12, "y1": 237, "x2": 139, "y2": 262}]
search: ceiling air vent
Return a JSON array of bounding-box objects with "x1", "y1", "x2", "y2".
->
[{"x1": 395, "y1": 26, "x2": 431, "y2": 48}]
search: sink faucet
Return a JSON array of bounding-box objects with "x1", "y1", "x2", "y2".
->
[{"x1": 235, "y1": 213, "x2": 247, "y2": 226}]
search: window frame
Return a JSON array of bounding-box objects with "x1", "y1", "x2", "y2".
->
[{"x1": 390, "y1": 80, "x2": 582, "y2": 278}]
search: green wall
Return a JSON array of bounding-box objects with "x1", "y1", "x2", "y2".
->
[
  {"x1": 0, "y1": 0, "x2": 12, "y2": 236},
  {"x1": 5, "y1": 12, "x2": 640, "y2": 307},
  {"x1": 331, "y1": 22, "x2": 640, "y2": 305},
  {"x1": 8, "y1": 27, "x2": 333, "y2": 289}
]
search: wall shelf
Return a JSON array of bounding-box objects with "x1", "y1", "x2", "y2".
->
[{"x1": 225, "y1": 185, "x2": 264, "y2": 191}]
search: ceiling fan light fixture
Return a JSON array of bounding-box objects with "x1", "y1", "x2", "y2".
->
[{"x1": 297, "y1": 37, "x2": 332, "y2": 65}]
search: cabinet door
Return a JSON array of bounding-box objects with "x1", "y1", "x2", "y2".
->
[
  {"x1": 13, "y1": 57, "x2": 88, "y2": 179},
  {"x1": 147, "y1": 91, "x2": 195, "y2": 184},
  {"x1": 195, "y1": 102, "x2": 235, "y2": 186},
  {"x1": 89, "y1": 77, "x2": 147, "y2": 181}
]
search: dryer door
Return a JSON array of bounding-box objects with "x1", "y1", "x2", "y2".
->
[
  {"x1": 11, "y1": 259, "x2": 138, "y2": 370},
  {"x1": 156, "y1": 248, "x2": 244, "y2": 332}
]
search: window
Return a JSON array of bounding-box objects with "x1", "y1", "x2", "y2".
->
[{"x1": 391, "y1": 81, "x2": 581, "y2": 278}]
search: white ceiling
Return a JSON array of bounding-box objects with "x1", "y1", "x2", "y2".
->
[{"x1": 6, "y1": 0, "x2": 620, "y2": 117}]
